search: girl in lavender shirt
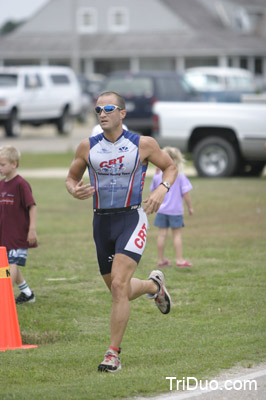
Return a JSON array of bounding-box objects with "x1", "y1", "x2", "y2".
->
[{"x1": 150, "y1": 147, "x2": 194, "y2": 268}]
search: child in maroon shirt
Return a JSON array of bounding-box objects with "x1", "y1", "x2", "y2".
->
[{"x1": 0, "y1": 146, "x2": 37, "y2": 304}]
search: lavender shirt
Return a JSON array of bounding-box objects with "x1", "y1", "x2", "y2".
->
[{"x1": 150, "y1": 171, "x2": 193, "y2": 216}]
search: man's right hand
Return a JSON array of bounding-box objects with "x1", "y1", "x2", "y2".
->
[{"x1": 72, "y1": 180, "x2": 95, "y2": 200}]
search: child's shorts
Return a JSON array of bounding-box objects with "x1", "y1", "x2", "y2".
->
[
  {"x1": 154, "y1": 213, "x2": 184, "y2": 229},
  {"x1": 7, "y1": 249, "x2": 28, "y2": 266}
]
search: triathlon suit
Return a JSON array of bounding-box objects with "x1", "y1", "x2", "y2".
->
[{"x1": 88, "y1": 130, "x2": 148, "y2": 275}]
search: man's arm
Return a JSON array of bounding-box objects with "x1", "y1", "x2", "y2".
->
[
  {"x1": 66, "y1": 139, "x2": 95, "y2": 200},
  {"x1": 140, "y1": 136, "x2": 178, "y2": 214}
]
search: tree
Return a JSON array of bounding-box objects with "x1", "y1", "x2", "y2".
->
[{"x1": 0, "y1": 19, "x2": 26, "y2": 36}]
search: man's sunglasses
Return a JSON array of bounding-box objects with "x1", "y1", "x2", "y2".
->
[{"x1": 94, "y1": 105, "x2": 123, "y2": 114}]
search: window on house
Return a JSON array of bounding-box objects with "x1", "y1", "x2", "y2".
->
[
  {"x1": 255, "y1": 57, "x2": 263, "y2": 75},
  {"x1": 108, "y1": 8, "x2": 129, "y2": 32},
  {"x1": 240, "y1": 57, "x2": 248, "y2": 69},
  {"x1": 185, "y1": 57, "x2": 218, "y2": 69},
  {"x1": 77, "y1": 8, "x2": 97, "y2": 33}
]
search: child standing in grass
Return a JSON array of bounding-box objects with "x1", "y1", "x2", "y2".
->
[
  {"x1": 150, "y1": 147, "x2": 194, "y2": 268},
  {"x1": 0, "y1": 145, "x2": 37, "y2": 304}
]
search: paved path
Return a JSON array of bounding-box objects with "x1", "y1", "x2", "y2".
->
[
  {"x1": 0, "y1": 120, "x2": 94, "y2": 153},
  {"x1": 133, "y1": 363, "x2": 266, "y2": 400}
]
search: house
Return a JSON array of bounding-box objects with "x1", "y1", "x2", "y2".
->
[{"x1": 0, "y1": 0, "x2": 265, "y2": 87}]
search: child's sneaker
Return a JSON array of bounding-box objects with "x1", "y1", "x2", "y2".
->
[
  {"x1": 15, "y1": 291, "x2": 35, "y2": 304},
  {"x1": 147, "y1": 270, "x2": 171, "y2": 314},
  {"x1": 98, "y1": 349, "x2": 121, "y2": 372}
]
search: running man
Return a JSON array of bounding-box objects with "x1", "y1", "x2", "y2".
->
[{"x1": 66, "y1": 91, "x2": 177, "y2": 372}]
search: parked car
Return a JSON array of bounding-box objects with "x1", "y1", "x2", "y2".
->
[
  {"x1": 77, "y1": 73, "x2": 105, "y2": 123},
  {"x1": 78, "y1": 73, "x2": 105, "y2": 98},
  {"x1": 184, "y1": 67, "x2": 255, "y2": 103},
  {"x1": 0, "y1": 65, "x2": 84, "y2": 136},
  {"x1": 97, "y1": 71, "x2": 200, "y2": 135}
]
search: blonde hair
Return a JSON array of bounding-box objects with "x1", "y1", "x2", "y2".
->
[
  {"x1": 0, "y1": 146, "x2": 21, "y2": 167},
  {"x1": 163, "y1": 146, "x2": 185, "y2": 171}
]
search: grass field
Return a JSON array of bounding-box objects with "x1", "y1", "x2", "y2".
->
[{"x1": 0, "y1": 153, "x2": 266, "y2": 400}]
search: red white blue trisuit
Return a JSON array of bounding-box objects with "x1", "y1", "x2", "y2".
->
[{"x1": 88, "y1": 130, "x2": 148, "y2": 275}]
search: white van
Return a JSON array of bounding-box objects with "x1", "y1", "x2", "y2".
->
[
  {"x1": 0, "y1": 66, "x2": 83, "y2": 136},
  {"x1": 184, "y1": 67, "x2": 255, "y2": 102}
]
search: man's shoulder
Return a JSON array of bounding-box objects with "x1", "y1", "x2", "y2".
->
[
  {"x1": 139, "y1": 135, "x2": 157, "y2": 145},
  {"x1": 76, "y1": 138, "x2": 91, "y2": 156},
  {"x1": 139, "y1": 135, "x2": 160, "y2": 152},
  {"x1": 124, "y1": 130, "x2": 141, "y2": 145},
  {"x1": 89, "y1": 133, "x2": 105, "y2": 151}
]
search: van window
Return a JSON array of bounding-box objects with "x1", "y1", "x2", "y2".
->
[
  {"x1": 104, "y1": 77, "x2": 153, "y2": 97},
  {"x1": 25, "y1": 74, "x2": 43, "y2": 89},
  {"x1": 50, "y1": 74, "x2": 70, "y2": 85},
  {"x1": 225, "y1": 76, "x2": 252, "y2": 90},
  {"x1": 0, "y1": 74, "x2": 18, "y2": 87}
]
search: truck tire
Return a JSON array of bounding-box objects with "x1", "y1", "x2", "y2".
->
[
  {"x1": 56, "y1": 107, "x2": 73, "y2": 135},
  {"x1": 4, "y1": 109, "x2": 21, "y2": 137},
  {"x1": 194, "y1": 137, "x2": 238, "y2": 177}
]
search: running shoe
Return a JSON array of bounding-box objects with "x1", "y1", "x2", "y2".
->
[
  {"x1": 15, "y1": 291, "x2": 35, "y2": 304},
  {"x1": 147, "y1": 270, "x2": 171, "y2": 314},
  {"x1": 98, "y1": 349, "x2": 121, "y2": 372}
]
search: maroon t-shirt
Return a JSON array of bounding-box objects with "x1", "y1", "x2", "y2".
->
[{"x1": 0, "y1": 175, "x2": 37, "y2": 249}]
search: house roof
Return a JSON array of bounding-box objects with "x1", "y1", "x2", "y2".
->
[{"x1": 0, "y1": 0, "x2": 265, "y2": 60}]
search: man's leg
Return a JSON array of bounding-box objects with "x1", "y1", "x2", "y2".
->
[
  {"x1": 99, "y1": 253, "x2": 171, "y2": 372},
  {"x1": 98, "y1": 254, "x2": 160, "y2": 372},
  {"x1": 102, "y1": 253, "x2": 158, "y2": 349}
]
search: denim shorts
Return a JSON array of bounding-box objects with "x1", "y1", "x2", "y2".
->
[
  {"x1": 7, "y1": 249, "x2": 28, "y2": 266},
  {"x1": 154, "y1": 213, "x2": 184, "y2": 229}
]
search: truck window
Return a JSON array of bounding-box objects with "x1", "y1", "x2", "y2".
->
[{"x1": 105, "y1": 77, "x2": 153, "y2": 97}]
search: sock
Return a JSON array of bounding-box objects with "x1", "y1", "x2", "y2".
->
[
  {"x1": 150, "y1": 278, "x2": 160, "y2": 293},
  {"x1": 18, "y1": 281, "x2": 32, "y2": 297}
]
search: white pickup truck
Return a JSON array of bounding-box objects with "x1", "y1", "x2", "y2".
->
[{"x1": 152, "y1": 102, "x2": 266, "y2": 177}]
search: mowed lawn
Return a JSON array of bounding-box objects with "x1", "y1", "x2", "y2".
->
[{"x1": 0, "y1": 153, "x2": 266, "y2": 400}]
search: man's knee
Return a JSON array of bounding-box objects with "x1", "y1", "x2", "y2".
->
[{"x1": 111, "y1": 277, "x2": 129, "y2": 300}]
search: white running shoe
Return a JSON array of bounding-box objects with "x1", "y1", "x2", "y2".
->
[
  {"x1": 98, "y1": 349, "x2": 121, "y2": 372},
  {"x1": 147, "y1": 270, "x2": 171, "y2": 314}
]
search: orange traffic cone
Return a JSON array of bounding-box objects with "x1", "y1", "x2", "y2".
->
[{"x1": 0, "y1": 246, "x2": 37, "y2": 351}]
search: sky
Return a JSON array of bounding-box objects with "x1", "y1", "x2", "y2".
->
[{"x1": 0, "y1": 0, "x2": 49, "y2": 28}]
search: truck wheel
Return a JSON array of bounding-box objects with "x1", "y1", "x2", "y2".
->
[
  {"x1": 4, "y1": 109, "x2": 21, "y2": 137},
  {"x1": 56, "y1": 107, "x2": 73, "y2": 135},
  {"x1": 194, "y1": 137, "x2": 238, "y2": 177}
]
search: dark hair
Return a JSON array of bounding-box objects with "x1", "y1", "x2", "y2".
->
[{"x1": 98, "y1": 91, "x2": 125, "y2": 109}]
